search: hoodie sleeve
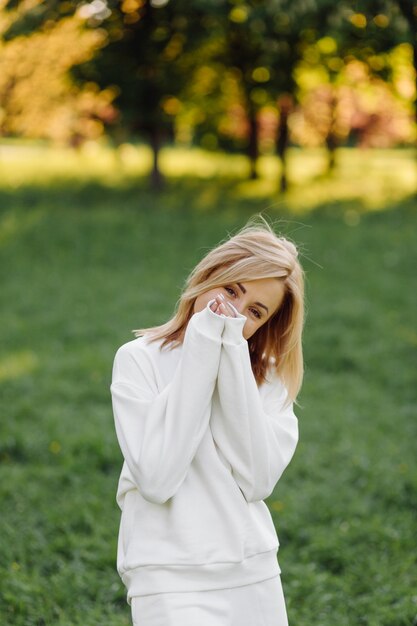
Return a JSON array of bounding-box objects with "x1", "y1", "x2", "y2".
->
[
  {"x1": 110, "y1": 302, "x2": 225, "y2": 505},
  {"x1": 210, "y1": 314, "x2": 299, "y2": 503}
]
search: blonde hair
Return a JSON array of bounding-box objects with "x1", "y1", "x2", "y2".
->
[{"x1": 134, "y1": 220, "x2": 305, "y2": 403}]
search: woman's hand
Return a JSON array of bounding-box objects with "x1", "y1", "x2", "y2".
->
[{"x1": 210, "y1": 293, "x2": 238, "y2": 318}]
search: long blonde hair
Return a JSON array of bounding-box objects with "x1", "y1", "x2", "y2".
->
[{"x1": 134, "y1": 220, "x2": 305, "y2": 402}]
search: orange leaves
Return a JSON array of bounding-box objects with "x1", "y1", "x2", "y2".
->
[{"x1": 0, "y1": 14, "x2": 115, "y2": 142}]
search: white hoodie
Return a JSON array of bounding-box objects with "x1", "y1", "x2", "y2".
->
[{"x1": 110, "y1": 300, "x2": 299, "y2": 603}]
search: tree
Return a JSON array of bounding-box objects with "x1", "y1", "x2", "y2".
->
[
  {"x1": 0, "y1": 2, "x2": 115, "y2": 144},
  {"x1": 74, "y1": 0, "x2": 221, "y2": 188},
  {"x1": 327, "y1": 2, "x2": 415, "y2": 126},
  {"x1": 3, "y1": 0, "x2": 214, "y2": 188},
  {"x1": 396, "y1": 1, "x2": 417, "y2": 123},
  {"x1": 190, "y1": 0, "x2": 335, "y2": 188},
  {"x1": 260, "y1": 0, "x2": 335, "y2": 189}
]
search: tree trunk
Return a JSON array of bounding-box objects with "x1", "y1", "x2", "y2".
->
[
  {"x1": 276, "y1": 94, "x2": 292, "y2": 193},
  {"x1": 393, "y1": 0, "x2": 417, "y2": 193},
  {"x1": 325, "y1": 93, "x2": 338, "y2": 173},
  {"x1": 149, "y1": 127, "x2": 163, "y2": 190},
  {"x1": 248, "y1": 108, "x2": 259, "y2": 180},
  {"x1": 326, "y1": 132, "x2": 337, "y2": 173},
  {"x1": 413, "y1": 44, "x2": 417, "y2": 128},
  {"x1": 413, "y1": 44, "x2": 417, "y2": 196}
]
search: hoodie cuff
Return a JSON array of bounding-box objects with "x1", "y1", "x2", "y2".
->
[
  {"x1": 189, "y1": 299, "x2": 225, "y2": 341},
  {"x1": 222, "y1": 311, "x2": 247, "y2": 345}
]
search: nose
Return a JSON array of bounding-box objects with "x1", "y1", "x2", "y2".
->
[{"x1": 228, "y1": 301, "x2": 243, "y2": 316}]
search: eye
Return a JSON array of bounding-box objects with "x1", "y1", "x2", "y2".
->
[
  {"x1": 249, "y1": 307, "x2": 262, "y2": 320},
  {"x1": 224, "y1": 286, "x2": 237, "y2": 298}
]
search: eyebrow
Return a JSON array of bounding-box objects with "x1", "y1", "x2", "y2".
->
[{"x1": 237, "y1": 282, "x2": 269, "y2": 314}]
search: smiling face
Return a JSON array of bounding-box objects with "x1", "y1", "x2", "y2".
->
[{"x1": 193, "y1": 277, "x2": 286, "y2": 339}]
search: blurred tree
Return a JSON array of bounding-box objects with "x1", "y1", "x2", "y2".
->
[
  {"x1": 2, "y1": 0, "x2": 214, "y2": 188},
  {"x1": 71, "y1": 0, "x2": 222, "y2": 189},
  {"x1": 294, "y1": 36, "x2": 414, "y2": 171},
  {"x1": 193, "y1": 0, "x2": 415, "y2": 184},
  {"x1": 0, "y1": 2, "x2": 116, "y2": 144},
  {"x1": 328, "y1": 2, "x2": 416, "y2": 135},
  {"x1": 263, "y1": 0, "x2": 342, "y2": 189},
  {"x1": 284, "y1": 1, "x2": 415, "y2": 173},
  {"x1": 395, "y1": 1, "x2": 417, "y2": 124},
  {"x1": 294, "y1": 49, "x2": 414, "y2": 151},
  {"x1": 75, "y1": 0, "x2": 203, "y2": 188},
  {"x1": 222, "y1": 2, "x2": 267, "y2": 180},
  {"x1": 347, "y1": 0, "x2": 417, "y2": 124},
  {"x1": 195, "y1": 0, "x2": 335, "y2": 189},
  {"x1": 179, "y1": 0, "x2": 413, "y2": 187},
  {"x1": 2, "y1": 0, "x2": 415, "y2": 190}
]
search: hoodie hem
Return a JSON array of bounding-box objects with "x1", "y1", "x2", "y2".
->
[{"x1": 122, "y1": 548, "x2": 280, "y2": 603}]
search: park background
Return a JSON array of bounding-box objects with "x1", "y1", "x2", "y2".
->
[{"x1": 0, "y1": 1, "x2": 416, "y2": 624}]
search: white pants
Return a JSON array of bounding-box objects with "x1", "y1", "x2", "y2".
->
[{"x1": 131, "y1": 575, "x2": 289, "y2": 626}]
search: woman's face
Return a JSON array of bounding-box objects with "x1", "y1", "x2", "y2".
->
[{"x1": 193, "y1": 277, "x2": 286, "y2": 340}]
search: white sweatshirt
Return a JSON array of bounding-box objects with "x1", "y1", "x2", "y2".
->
[{"x1": 110, "y1": 300, "x2": 299, "y2": 603}]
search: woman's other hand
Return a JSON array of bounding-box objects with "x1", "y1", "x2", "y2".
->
[{"x1": 210, "y1": 294, "x2": 238, "y2": 318}]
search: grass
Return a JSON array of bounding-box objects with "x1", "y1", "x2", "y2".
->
[{"x1": 0, "y1": 143, "x2": 416, "y2": 625}]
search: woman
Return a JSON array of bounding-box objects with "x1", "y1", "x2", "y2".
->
[{"x1": 110, "y1": 220, "x2": 304, "y2": 626}]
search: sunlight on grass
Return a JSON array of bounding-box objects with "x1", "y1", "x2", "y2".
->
[
  {"x1": 282, "y1": 149, "x2": 417, "y2": 212},
  {"x1": 0, "y1": 140, "x2": 142, "y2": 187},
  {"x1": 0, "y1": 141, "x2": 415, "y2": 210},
  {"x1": 160, "y1": 146, "x2": 249, "y2": 178},
  {"x1": 0, "y1": 350, "x2": 39, "y2": 382}
]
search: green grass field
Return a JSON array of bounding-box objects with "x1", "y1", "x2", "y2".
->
[{"x1": 0, "y1": 144, "x2": 416, "y2": 625}]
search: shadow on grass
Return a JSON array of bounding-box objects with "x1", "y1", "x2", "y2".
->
[{"x1": 0, "y1": 172, "x2": 416, "y2": 219}]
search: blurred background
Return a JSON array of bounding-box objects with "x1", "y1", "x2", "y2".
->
[{"x1": 0, "y1": 1, "x2": 416, "y2": 625}]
